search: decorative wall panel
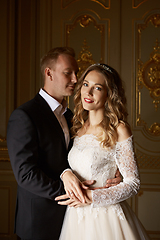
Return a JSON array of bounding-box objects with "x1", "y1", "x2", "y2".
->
[
  {"x1": 131, "y1": 4, "x2": 160, "y2": 239},
  {"x1": 133, "y1": 10, "x2": 160, "y2": 176},
  {"x1": 64, "y1": 12, "x2": 110, "y2": 76},
  {"x1": 136, "y1": 13, "x2": 160, "y2": 137}
]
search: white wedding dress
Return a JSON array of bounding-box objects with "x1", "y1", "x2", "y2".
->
[{"x1": 59, "y1": 134, "x2": 150, "y2": 240}]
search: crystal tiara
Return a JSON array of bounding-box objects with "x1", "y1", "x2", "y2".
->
[{"x1": 97, "y1": 63, "x2": 113, "y2": 73}]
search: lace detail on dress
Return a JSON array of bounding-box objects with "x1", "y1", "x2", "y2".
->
[
  {"x1": 69, "y1": 205, "x2": 101, "y2": 224},
  {"x1": 67, "y1": 134, "x2": 140, "y2": 222},
  {"x1": 73, "y1": 134, "x2": 100, "y2": 150},
  {"x1": 67, "y1": 204, "x2": 125, "y2": 224},
  {"x1": 92, "y1": 136, "x2": 140, "y2": 207}
]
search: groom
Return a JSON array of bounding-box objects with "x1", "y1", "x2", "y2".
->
[{"x1": 7, "y1": 47, "x2": 121, "y2": 240}]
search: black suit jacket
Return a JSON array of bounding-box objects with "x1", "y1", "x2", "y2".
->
[{"x1": 7, "y1": 93, "x2": 73, "y2": 240}]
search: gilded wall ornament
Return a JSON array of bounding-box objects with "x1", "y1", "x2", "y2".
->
[
  {"x1": 91, "y1": 0, "x2": 110, "y2": 9},
  {"x1": 65, "y1": 13, "x2": 105, "y2": 66},
  {"x1": 79, "y1": 15, "x2": 92, "y2": 28},
  {"x1": 138, "y1": 40, "x2": 160, "y2": 111},
  {"x1": 66, "y1": 15, "x2": 104, "y2": 35},
  {"x1": 132, "y1": 0, "x2": 148, "y2": 9},
  {"x1": 137, "y1": 117, "x2": 160, "y2": 136},
  {"x1": 148, "y1": 14, "x2": 160, "y2": 28},
  {"x1": 138, "y1": 14, "x2": 160, "y2": 33},
  {"x1": 77, "y1": 39, "x2": 96, "y2": 78},
  {"x1": 136, "y1": 12, "x2": 160, "y2": 136},
  {"x1": 149, "y1": 122, "x2": 160, "y2": 135}
]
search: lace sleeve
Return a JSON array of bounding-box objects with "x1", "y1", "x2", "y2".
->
[{"x1": 92, "y1": 136, "x2": 140, "y2": 207}]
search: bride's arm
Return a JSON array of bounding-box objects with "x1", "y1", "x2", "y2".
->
[{"x1": 91, "y1": 124, "x2": 140, "y2": 207}]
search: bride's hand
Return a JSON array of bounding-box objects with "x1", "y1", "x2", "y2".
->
[
  {"x1": 61, "y1": 171, "x2": 89, "y2": 203},
  {"x1": 89, "y1": 169, "x2": 122, "y2": 190},
  {"x1": 55, "y1": 194, "x2": 86, "y2": 208},
  {"x1": 55, "y1": 190, "x2": 92, "y2": 208}
]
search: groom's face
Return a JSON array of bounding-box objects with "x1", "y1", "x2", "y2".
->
[{"x1": 51, "y1": 54, "x2": 79, "y2": 99}]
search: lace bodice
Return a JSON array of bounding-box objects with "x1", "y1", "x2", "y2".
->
[{"x1": 68, "y1": 134, "x2": 140, "y2": 208}]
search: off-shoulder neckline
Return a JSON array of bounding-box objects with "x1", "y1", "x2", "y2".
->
[{"x1": 76, "y1": 134, "x2": 133, "y2": 143}]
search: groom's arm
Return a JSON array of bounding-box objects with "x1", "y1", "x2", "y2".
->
[{"x1": 92, "y1": 169, "x2": 122, "y2": 189}]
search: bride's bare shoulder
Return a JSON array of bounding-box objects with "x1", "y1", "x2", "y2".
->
[
  {"x1": 116, "y1": 122, "x2": 132, "y2": 142},
  {"x1": 77, "y1": 127, "x2": 86, "y2": 137}
]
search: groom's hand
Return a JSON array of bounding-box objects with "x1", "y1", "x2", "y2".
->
[
  {"x1": 105, "y1": 169, "x2": 122, "y2": 188},
  {"x1": 88, "y1": 169, "x2": 122, "y2": 190}
]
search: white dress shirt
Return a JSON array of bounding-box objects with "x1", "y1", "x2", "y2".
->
[{"x1": 39, "y1": 88, "x2": 70, "y2": 148}]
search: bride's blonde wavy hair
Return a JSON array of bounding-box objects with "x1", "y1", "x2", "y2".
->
[{"x1": 72, "y1": 63, "x2": 128, "y2": 148}]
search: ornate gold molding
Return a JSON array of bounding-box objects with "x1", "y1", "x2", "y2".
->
[
  {"x1": 138, "y1": 39, "x2": 160, "y2": 112},
  {"x1": 132, "y1": 0, "x2": 148, "y2": 9},
  {"x1": 138, "y1": 14, "x2": 160, "y2": 32},
  {"x1": 61, "y1": 0, "x2": 110, "y2": 9},
  {"x1": 137, "y1": 117, "x2": 160, "y2": 136},
  {"x1": 77, "y1": 39, "x2": 96, "y2": 78},
  {"x1": 91, "y1": 0, "x2": 110, "y2": 9},
  {"x1": 136, "y1": 13, "x2": 160, "y2": 136},
  {"x1": 66, "y1": 14, "x2": 105, "y2": 35},
  {"x1": 147, "y1": 14, "x2": 160, "y2": 28},
  {"x1": 137, "y1": 41, "x2": 160, "y2": 136},
  {"x1": 66, "y1": 14, "x2": 105, "y2": 63},
  {"x1": 61, "y1": 0, "x2": 78, "y2": 9},
  {"x1": 149, "y1": 122, "x2": 160, "y2": 135}
]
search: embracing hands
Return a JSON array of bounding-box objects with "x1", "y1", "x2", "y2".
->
[
  {"x1": 55, "y1": 169, "x2": 121, "y2": 207},
  {"x1": 55, "y1": 188, "x2": 92, "y2": 208}
]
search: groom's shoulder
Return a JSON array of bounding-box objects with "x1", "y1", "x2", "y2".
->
[
  {"x1": 18, "y1": 93, "x2": 43, "y2": 110},
  {"x1": 10, "y1": 93, "x2": 42, "y2": 118}
]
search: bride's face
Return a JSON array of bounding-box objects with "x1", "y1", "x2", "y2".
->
[{"x1": 81, "y1": 70, "x2": 107, "y2": 112}]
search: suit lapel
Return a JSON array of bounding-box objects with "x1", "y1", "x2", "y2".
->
[{"x1": 34, "y1": 93, "x2": 66, "y2": 147}]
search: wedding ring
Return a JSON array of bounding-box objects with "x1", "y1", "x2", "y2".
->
[{"x1": 70, "y1": 191, "x2": 73, "y2": 195}]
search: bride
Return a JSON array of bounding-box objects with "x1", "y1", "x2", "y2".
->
[{"x1": 55, "y1": 63, "x2": 150, "y2": 240}]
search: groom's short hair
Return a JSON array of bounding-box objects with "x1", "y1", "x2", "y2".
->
[{"x1": 40, "y1": 47, "x2": 75, "y2": 80}]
